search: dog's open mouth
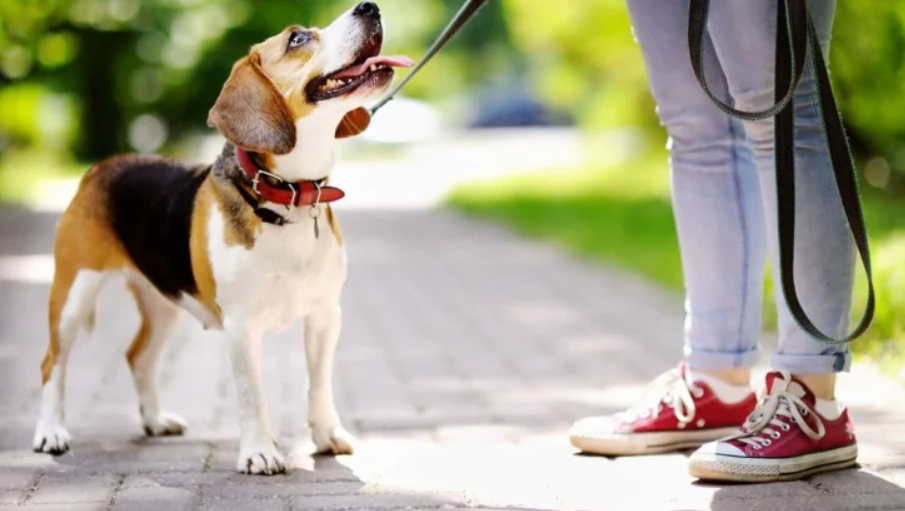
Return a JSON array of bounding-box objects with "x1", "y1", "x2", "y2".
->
[{"x1": 307, "y1": 32, "x2": 413, "y2": 102}]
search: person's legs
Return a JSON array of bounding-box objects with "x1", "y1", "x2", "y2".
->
[
  {"x1": 569, "y1": 0, "x2": 763, "y2": 456},
  {"x1": 629, "y1": 0, "x2": 767, "y2": 375},
  {"x1": 689, "y1": 0, "x2": 857, "y2": 482},
  {"x1": 706, "y1": 0, "x2": 853, "y2": 383}
]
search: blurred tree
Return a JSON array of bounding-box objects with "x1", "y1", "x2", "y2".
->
[
  {"x1": 830, "y1": 1, "x2": 905, "y2": 189},
  {"x1": 1, "y1": 0, "x2": 258, "y2": 159},
  {"x1": 0, "y1": 0, "x2": 514, "y2": 161},
  {"x1": 501, "y1": 0, "x2": 657, "y2": 133},
  {"x1": 1, "y1": 0, "x2": 903, "y2": 183},
  {"x1": 501, "y1": 0, "x2": 905, "y2": 188}
]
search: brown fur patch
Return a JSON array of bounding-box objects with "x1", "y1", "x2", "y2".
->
[
  {"x1": 188, "y1": 179, "x2": 223, "y2": 323},
  {"x1": 207, "y1": 54, "x2": 297, "y2": 155},
  {"x1": 285, "y1": 95, "x2": 316, "y2": 120},
  {"x1": 209, "y1": 178, "x2": 262, "y2": 248},
  {"x1": 42, "y1": 161, "x2": 134, "y2": 383},
  {"x1": 254, "y1": 27, "x2": 320, "y2": 119},
  {"x1": 43, "y1": 268, "x2": 74, "y2": 384},
  {"x1": 258, "y1": 153, "x2": 278, "y2": 172},
  {"x1": 209, "y1": 25, "x2": 331, "y2": 152},
  {"x1": 125, "y1": 282, "x2": 153, "y2": 369},
  {"x1": 326, "y1": 205, "x2": 343, "y2": 245}
]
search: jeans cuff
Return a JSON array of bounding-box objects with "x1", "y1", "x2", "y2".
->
[
  {"x1": 771, "y1": 350, "x2": 851, "y2": 374},
  {"x1": 684, "y1": 346, "x2": 760, "y2": 370}
]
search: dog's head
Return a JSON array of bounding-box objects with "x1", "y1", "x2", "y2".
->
[{"x1": 207, "y1": 2, "x2": 412, "y2": 155}]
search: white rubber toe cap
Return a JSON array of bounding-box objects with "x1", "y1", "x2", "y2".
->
[
  {"x1": 569, "y1": 416, "x2": 617, "y2": 438},
  {"x1": 693, "y1": 440, "x2": 746, "y2": 458}
]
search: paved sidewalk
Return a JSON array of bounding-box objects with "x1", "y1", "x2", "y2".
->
[{"x1": 2, "y1": 206, "x2": 905, "y2": 511}]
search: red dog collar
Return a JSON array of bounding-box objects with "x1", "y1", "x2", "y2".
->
[{"x1": 236, "y1": 147, "x2": 345, "y2": 207}]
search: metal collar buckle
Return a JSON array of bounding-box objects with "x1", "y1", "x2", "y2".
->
[{"x1": 252, "y1": 169, "x2": 296, "y2": 209}]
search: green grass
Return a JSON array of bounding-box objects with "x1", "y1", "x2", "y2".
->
[
  {"x1": 451, "y1": 150, "x2": 684, "y2": 290},
  {"x1": 448, "y1": 151, "x2": 905, "y2": 371}
]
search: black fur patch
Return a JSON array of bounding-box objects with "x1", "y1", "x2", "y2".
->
[{"x1": 106, "y1": 156, "x2": 210, "y2": 298}]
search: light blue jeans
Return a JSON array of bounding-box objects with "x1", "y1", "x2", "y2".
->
[{"x1": 625, "y1": 0, "x2": 855, "y2": 374}]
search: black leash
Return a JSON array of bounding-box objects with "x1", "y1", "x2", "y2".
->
[
  {"x1": 688, "y1": 0, "x2": 875, "y2": 345},
  {"x1": 369, "y1": 0, "x2": 491, "y2": 116}
]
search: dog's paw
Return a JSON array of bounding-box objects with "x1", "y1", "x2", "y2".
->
[
  {"x1": 142, "y1": 411, "x2": 187, "y2": 437},
  {"x1": 312, "y1": 425, "x2": 355, "y2": 456},
  {"x1": 32, "y1": 423, "x2": 70, "y2": 455},
  {"x1": 237, "y1": 442, "x2": 286, "y2": 475}
]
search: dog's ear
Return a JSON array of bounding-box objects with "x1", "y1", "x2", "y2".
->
[
  {"x1": 335, "y1": 107, "x2": 371, "y2": 139},
  {"x1": 208, "y1": 55, "x2": 296, "y2": 155}
]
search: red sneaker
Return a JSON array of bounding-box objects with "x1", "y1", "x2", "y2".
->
[
  {"x1": 689, "y1": 371, "x2": 858, "y2": 482},
  {"x1": 569, "y1": 364, "x2": 757, "y2": 455}
]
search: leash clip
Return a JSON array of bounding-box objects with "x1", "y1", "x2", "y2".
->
[
  {"x1": 309, "y1": 181, "x2": 323, "y2": 239},
  {"x1": 309, "y1": 181, "x2": 323, "y2": 218}
]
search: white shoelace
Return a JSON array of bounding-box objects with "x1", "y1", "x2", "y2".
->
[
  {"x1": 729, "y1": 371, "x2": 825, "y2": 449},
  {"x1": 618, "y1": 368, "x2": 703, "y2": 424}
]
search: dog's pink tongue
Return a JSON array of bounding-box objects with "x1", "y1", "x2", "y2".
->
[{"x1": 333, "y1": 55, "x2": 414, "y2": 79}]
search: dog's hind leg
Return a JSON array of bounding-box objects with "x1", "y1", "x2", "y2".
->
[
  {"x1": 33, "y1": 268, "x2": 106, "y2": 454},
  {"x1": 126, "y1": 280, "x2": 185, "y2": 436},
  {"x1": 305, "y1": 304, "x2": 354, "y2": 455}
]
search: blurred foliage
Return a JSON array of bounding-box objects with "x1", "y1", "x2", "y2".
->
[
  {"x1": 0, "y1": 0, "x2": 516, "y2": 162},
  {"x1": 498, "y1": 0, "x2": 905, "y2": 185},
  {"x1": 831, "y1": 2, "x2": 905, "y2": 188},
  {"x1": 1, "y1": 0, "x2": 904, "y2": 188},
  {"x1": 451, "y1": 149, "x2": 684, "y2": 289},
  {"x1": 501, "y1": 0, "x2": 655, "y2": 132}
]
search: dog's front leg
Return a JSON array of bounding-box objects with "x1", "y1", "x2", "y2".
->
[
  {"x1": 226, "y1": 321, "x2": 285, "y2": 474},
  {"x1": 305, "y1": 304, "x2": 354, "y2": 455}
]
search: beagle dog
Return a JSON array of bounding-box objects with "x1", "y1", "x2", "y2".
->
[{"x1": 31, "y1": 2, "x2": 412, "y2": 475}]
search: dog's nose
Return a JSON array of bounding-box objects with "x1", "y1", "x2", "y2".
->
[{"x1": 353, "y1": 1, "x2": 379, "y2": 17}]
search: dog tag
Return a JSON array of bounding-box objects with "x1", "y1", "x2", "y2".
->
[{"x1": 309, "y1": 204, "x2": 321, "y2": 239}]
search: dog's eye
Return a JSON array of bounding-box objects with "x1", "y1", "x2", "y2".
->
[{"x1": 288, "y1": 31, "x2": 310, "y2": 50}]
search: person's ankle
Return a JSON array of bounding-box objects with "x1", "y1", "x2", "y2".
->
[
  {"x1": 794, "y1": 373, "x2": 836, "y2": 400},
  {"x1": 691, "y1": 367, "x2": 751, "y2": 386}
]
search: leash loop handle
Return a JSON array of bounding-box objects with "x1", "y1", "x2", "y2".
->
[
  {"x1": 688, "y1": 0, "x2": 875, "y2": 345},
  {"x1": 688, "y1": 0, "x2": 808, "y2": 121}
]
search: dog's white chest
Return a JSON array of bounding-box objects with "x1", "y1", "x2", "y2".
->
[{"x1": 207, "y1": 208, "x2": 346, "y2": 332}]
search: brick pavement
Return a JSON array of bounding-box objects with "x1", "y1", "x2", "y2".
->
[{"x1": 1, "y1": 206, "x2": 905, "y2": 511}]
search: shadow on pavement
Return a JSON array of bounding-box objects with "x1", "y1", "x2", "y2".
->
[{"x1": 687, "y1": 466, "x2": 905, "y2": 511}]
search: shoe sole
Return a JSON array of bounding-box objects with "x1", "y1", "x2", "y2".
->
[
  {"x1": 689, "y1": 443, "x2": 858, "y2": 482},
  {"x1": 570, "y1": 427, "x2": 739, "y2": 456}
]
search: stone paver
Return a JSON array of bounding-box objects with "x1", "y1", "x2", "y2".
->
[{"x1": 1, "y1": 206, "x2": 905, "y2": 511}]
